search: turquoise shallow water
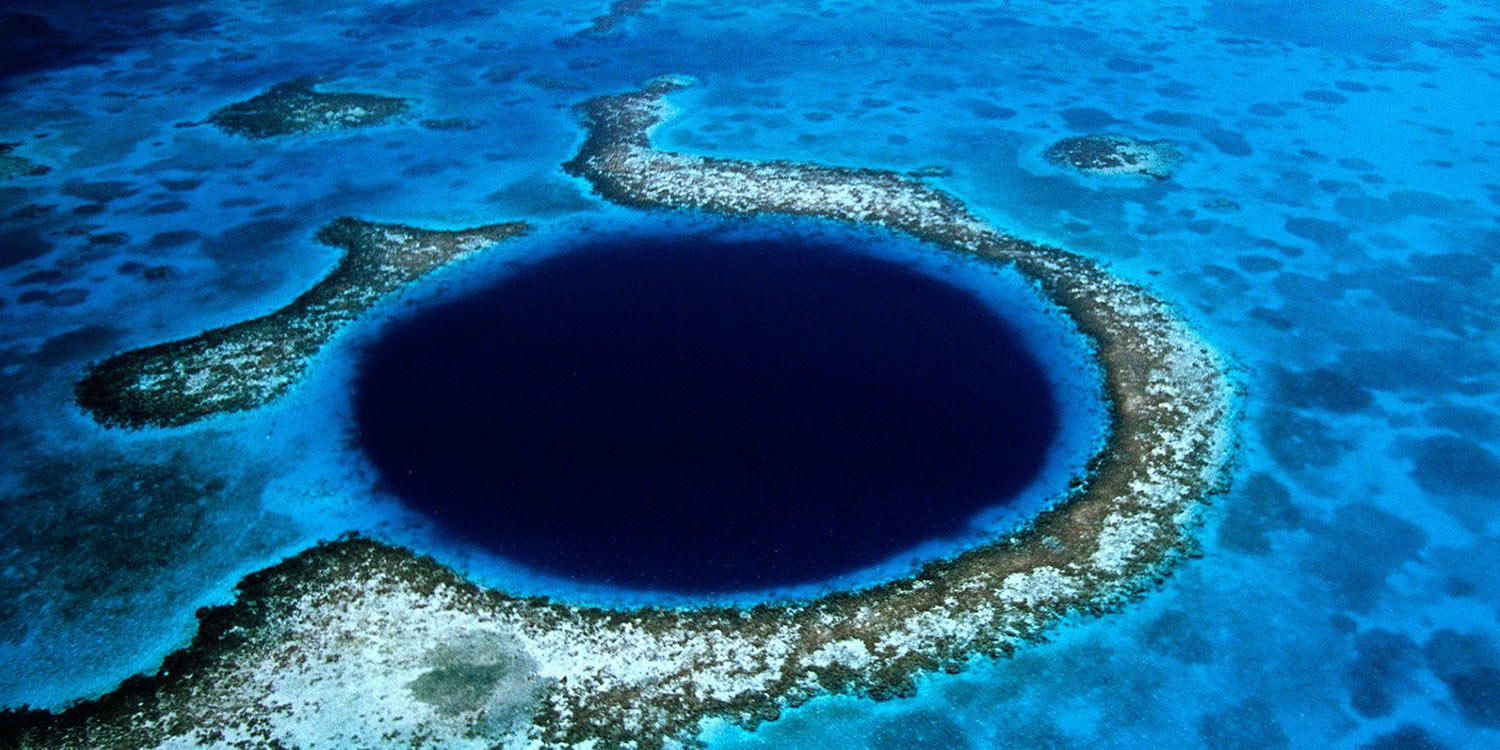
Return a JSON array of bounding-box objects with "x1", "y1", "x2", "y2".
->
[{"x1": 1, "y1": 0, "x2": 1498, "y2": 747}]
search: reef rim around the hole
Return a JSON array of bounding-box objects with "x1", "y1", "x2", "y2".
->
[{"x1": 6, "y1": 76, "x2": 1239, "y2": 750}]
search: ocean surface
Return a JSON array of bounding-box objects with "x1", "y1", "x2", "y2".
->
[{"x1": 1, "y1": 0, "x2": 1498, "y2": 747}]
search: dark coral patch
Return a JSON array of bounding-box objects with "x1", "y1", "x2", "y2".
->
[
  {"x1": 1060, "y1": 107, "x2": 1120, "y2": 130},
  {"x1": 1408, "y1": 435, "x2": 1500, "y2": 498},
  {"x1": 1271, "y1": 366, "x2": 1374, "y2": 413},
  {"x1": 1214, "y1": 472, "x2": 1301, "y2": 556},
  {"x1": 1197, "y1": 699, "x2": 1289, "y2": 750},
  {"x1": 0, "y1": 227, "x2": 51, "y2": 268},
  {"x1": 11, "y1": 268, "x2": 69, "y2": 286},
  {"x1": 1302, "y1": 89, "x2": 1348, "y2": 104},
  {"x1": 61, "y1": 180, "x2": 139, "y2": 203},
  {"x1": 1105, "y1": 56, "x2": 1154, "y2": 73},
  {"x1": 1424, "y1": 404, "x2": 1500, "y2": 440},
  {"x1": 958, "y1": 99, "x2": 1016, "y2": 120},
  {"x1": 1424, "y1": 630, "x2": 1500, "y2": 728},
  {"x1": 1359, "y1": 725, "x2": 1451, "y2": 750},
  {"x1": 419, "y1": 117, "x2": 482, "y2": 131},
  {"x1": 142, "y1": 199, "x2": 190, "y2": 215},
  {"x1": 1303, "y1": 505, "x2": 1425, "y2": 612},
  {"x1": 1142, "y1": 609, "x2": 1215, "y2": 663},
  {"x1": 146, "y1": 230, "x2": 201, "y2": 249},
  {"x1": 158, "y1": 177, "x2": 203, "y2": 191},
  {"x1": 1284, "y1": 216, "x2": 1349, "y2": 245},
  {"x1": 869, "y1": 709, "x2": 972, "y2": 749},
  {"x1": 46, "y1": 288, "x2": 88, "y2": 307},
  {"x1": 1344, "y1": 630, "x2": 1422, "y2": 719}
]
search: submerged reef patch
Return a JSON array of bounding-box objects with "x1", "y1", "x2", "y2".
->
[
  {"x1": 0, "y1": 142, "x2": 49, "y2": 179},
  {"x1": 575, "y1": 0, "x2": 654, "y2": 39},
  {"x1": 0, "y1": 446, "x2": 287, "y2": 640},
  {"x1": 75, "y1": 219, "x2": 529, "y2": 428},
  {"x1": 10, "y1": 77, "x2": 1236, "y2": 748},
  {"x1": 1044, "y1": 133, "x2": 1181, "y2": 179},
  {"x1": 206, "y1": 77, "x2": 412, "y2": 139}
]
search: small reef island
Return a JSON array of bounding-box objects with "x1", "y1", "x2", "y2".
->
[
  {"x1": 205, "y1": 77, "x2": 412, "y2": 138},
  {"x1": 8, "y1": 77, "x2": 1237, "y2": 749},
  {"x1": 75, "y1": 219, "x2": 530, "y2": 428},
  {"x1": 1045, "y1": 133, "x2": 1181, "y2": 179}
]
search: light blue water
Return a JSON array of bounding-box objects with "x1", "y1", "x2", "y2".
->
[{"x1": 1, "y1": 0, "x2": 1497, "y2": 747}]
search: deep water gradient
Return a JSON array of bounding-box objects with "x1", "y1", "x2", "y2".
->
[{"x1": 353, "y1": 231, "x2": 1062, "y2": 593}]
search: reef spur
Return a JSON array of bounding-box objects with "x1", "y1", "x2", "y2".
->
[
  {"x1": 75, "y1": 219, "x2": 530, "y2": 428},
  {"x1": 7, "y1": 78, "x2": 1237, "y2": 749}
]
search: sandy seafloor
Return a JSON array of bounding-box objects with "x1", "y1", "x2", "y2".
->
[{"x1": 1, "y1": 0, "x2": 1499, "y2": 747}]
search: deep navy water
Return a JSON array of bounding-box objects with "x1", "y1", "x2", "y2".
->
[
  {"x1": 2, "y1": 0, "x2": 1499, "y2": 747},
  {"x1": 354, "y1": 231, "x2": 1059, "y2": 592}
]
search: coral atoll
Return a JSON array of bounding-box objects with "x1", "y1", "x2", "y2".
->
[{"x1": 11, "y1": 77, "x2": 1236, "y2": 749}]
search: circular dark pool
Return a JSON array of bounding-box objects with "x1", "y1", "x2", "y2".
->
[{"x1": 353, "y1": 229, "x2": 1061, "y2": 593}]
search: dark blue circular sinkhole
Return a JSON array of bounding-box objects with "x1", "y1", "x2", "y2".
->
[{"x1": 353, "y1": 230, "x2": 1061, "y2": 593}]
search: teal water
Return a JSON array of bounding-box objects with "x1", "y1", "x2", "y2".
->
[{"x1": 1, "y1": 0, "x2": 1498, "y2": 747}]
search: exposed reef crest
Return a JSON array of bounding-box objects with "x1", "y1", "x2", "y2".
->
[
  {"x1": 75, "y1": 218, "x2": 529, "y2": 428},
  {"x1": 13, "y1": 77, "x2": 1237, "y2": 749},
  {"x1": 1044, "y1": 133, "x2": 1181, "y2": 179},
  {"x1": 207, "y1": 77, "x2": 412, "y2": 139}
]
